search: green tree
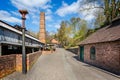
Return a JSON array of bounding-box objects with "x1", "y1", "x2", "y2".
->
[
  {"x1": 57, "y1": 21, "x2": 67, "y2": 47},
  {"x1": 46, "y1": 31, "x2": 54, "y2": 44},
  {"x1": 72, "y1": 20, "x2": 88, "y2": 46},
  {"x1": 70, "y1": 17, "x2": 81, "y2": 32},
  {"x1": 56, "y1": 18, "x2": 89, "y2": 48},
  {"x1": 94, "y1": 10, "x2": 106, "y2": 28},
  {"x1": 82, "y1": 0, "x2": 120, "y2": 24}
]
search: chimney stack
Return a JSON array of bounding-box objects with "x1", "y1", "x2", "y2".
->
[{"x1": 39, "y1": 12, "x2": 46, "y2": 44}]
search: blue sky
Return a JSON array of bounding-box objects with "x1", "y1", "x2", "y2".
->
[{"x1": 0, "y1": 0, "x2": 100, "y2": 34}]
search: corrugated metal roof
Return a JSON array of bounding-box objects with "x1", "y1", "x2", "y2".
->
[{"x1": 0, "y1": 20, "x2": 43, "y2": 44}]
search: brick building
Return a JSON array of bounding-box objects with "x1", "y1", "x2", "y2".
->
[
  {"x1": 51, "y1": 39, "x2": 59, "y2": 47},
  {"x1": 78, "y1": 17, "x2": 120, "y2": 74},
  {"x1": 0, "y1": 20, "x2": 43, "y2": 78}
]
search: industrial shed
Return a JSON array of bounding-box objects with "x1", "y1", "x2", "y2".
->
[{"x1": 0, "y1": 20, "x2": 44, "y2": 55}]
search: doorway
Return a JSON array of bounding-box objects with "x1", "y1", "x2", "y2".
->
[{"x1": 80, "y1": 46, "x2": 84, "y2": 61}]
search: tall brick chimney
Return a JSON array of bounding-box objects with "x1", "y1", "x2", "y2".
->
[{"x1": 39, "y1": 12, "x2": 46, "y2": 44}]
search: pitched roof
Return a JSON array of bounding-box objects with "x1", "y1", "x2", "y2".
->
[
  {"x1": 79, "y1": 18, "x2": 120, "y2": 45},
  {"x1": 51, "y1": 39, "x2": 59, "y2": 44},
  {"x1": 0, "y1": 20, "x2": 42, "y2": 44}
]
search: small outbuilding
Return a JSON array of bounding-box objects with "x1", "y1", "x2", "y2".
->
[
  {"x1": 78, "y1": 17, "x2": 120, "y2": 75},
  {"x1": 51, "y1": 39, "x2": 59, "y2": 48}
]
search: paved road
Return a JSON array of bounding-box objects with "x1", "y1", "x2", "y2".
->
[{"x1": 2, "y1": 48, "x2": 120, "y2": 80}]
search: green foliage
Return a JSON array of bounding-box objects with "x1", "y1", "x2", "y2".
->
[
  {"x1": 55, "y1": 18, "x2": 88, "y2": 48},
  {"x1": 46, "y1": 31, "x2": 54, "y2": 44},
  {"x1": 72, "y1": 20, "x2": 88, "y2": 46},
  {"x1": 104, "y1": 0, "x2": 120, "y2": 23},
  {"x1": 101, "y1": 0, "x2": 120, "y2": 24},
  {"x1": 83, "y1": 0, "x2": 120, "y2": 25},
  {"x1": 55, "y1": 0, "x2": 120, "y2": 48},
  {"x1": 70, "y1": 17, "x2": 81, "y2": 32},
  {"x1": 57, "y1": 21, "x2": 68, "y2": 47},
  {"x1": 94, "y1": 10, "x2": 106, "y2": 28}
]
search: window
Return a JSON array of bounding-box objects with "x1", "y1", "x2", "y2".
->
[
  {"x1": 90, "y1": 46, "x2": 96, "y2": 60},
  {"x1": 1, "y1": 29, "x2": 5, "y2": 41},
  {"x1": 18, "y1": 35, "x2": 21, "y2": 43},
  {"x1": 8, "y1": 45, "x2": 12, "y2": 49}
]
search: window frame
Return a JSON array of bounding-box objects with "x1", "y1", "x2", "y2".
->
[{"x1": 90, "y1": 46, "x2": 96, "y2": 60}]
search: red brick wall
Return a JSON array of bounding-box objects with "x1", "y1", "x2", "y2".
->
[
  {"x1": 0, "y1": 54, "x2": 16, "y2": 78},
  {"x1": 83, "y1": 41, "x2": 120, "y2": 74},
  {"x1": 28, "y1": 51, "x2": 42, "y2": 69},
  {"x1": 16, "y1": 54, "x2": 22, "y2": 71},
  {"x1": 16, "y1": 51, "x2": 42, "y2": 71},
  {"x1": 0, "y1": 51, "x2": 42, "y2": 78}
]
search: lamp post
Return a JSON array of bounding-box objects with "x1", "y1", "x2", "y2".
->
[{"x1": 19, "y1": 10, "x2": 28, "y2": 74}]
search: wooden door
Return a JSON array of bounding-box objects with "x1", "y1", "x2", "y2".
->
[{"x1": 80, "y1": 46, "x2": 84, "y2": 61}]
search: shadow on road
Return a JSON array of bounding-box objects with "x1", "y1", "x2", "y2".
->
[
  {"x1": 73, "y1": 56, "x2": 79, "y2": 61},
  {"x1": 73, "y1": 55, "x2": 92, "y2": 67},
  {"x1": 82, "y1": 64, "x2": 92, "y2": 67}
]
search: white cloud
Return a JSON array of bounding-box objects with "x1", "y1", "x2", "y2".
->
[
  {"x1": 46, "y1": 15, "x2": 52, "y2": 21},
  {"x1": 7, "y1": 0, "x2": 55, "y2": 34},
  {"x1": 49, "y1": 31, "x2": 56, "y2": 35},
  {"x1": 56, "y1": 0, "x2": 80, "y2": 17},
  {"x1": 11, "y1": 0, "x2": 51, "y2": 10},
  {"x1": 10, "y1": 0, "x2": 52, "y2": 19},
  {"x1": 42, "y1": 4, "x2": 52, "y2": 9},
  {"x1": 10, "y1": 0, "x2": 53, "y2": 25},
  {"x1": 0, "y1": 10, "x2": 21, "y2": 23},
  {"x1": 84, "y1": 15, "x2": 95, "y2": 21},
  {"x1": 46, "y1": 9, "x2": 52, "y2": 15},
  {"x1": 45, "y1": 9, "x2": 53, "y2": 21},
  {"x1": 11, "y1": 11, "x2": 20, "y2": 16},
  {"x1": 80, "y1": 3, "x2": 100, "y2": 21},
  {"x1": 56, "y1": 0, "x2": 100, "y2": 21},
  {"x1": 54, "y1": 24, "x2": 60, "y2": 29},
  {"x1": 32, "y1": 20, "x2": 39, "y2": 25},
  {"x1": 47, "y1": 23, "x2": 60, "y2": 29}
]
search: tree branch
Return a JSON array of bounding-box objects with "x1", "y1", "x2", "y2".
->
[{"x1": 80, "y1": 6, "x2": 105, "y2": 11}]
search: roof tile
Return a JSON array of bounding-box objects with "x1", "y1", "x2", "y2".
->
[{"x1": 80, "y1": 18, "x2": 120, "y2": 45}]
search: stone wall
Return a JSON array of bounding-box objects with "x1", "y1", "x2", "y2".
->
[
  {"x1": 66, "y1": 48, "x2": 78, "y2": 54},
  {"x1": 0, "y1": 54, "x2": 16, "y2": 78},
  {"x1": 83, "y1": 41, "x2": 120, "y2": 74},
  {"x1": 16, "y1": 51, "x2": 42, "y2": 71}
]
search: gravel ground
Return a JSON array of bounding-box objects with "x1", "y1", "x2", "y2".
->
[{"x1": 2, "y1": 48, "x2": 120, "y2": 80}]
